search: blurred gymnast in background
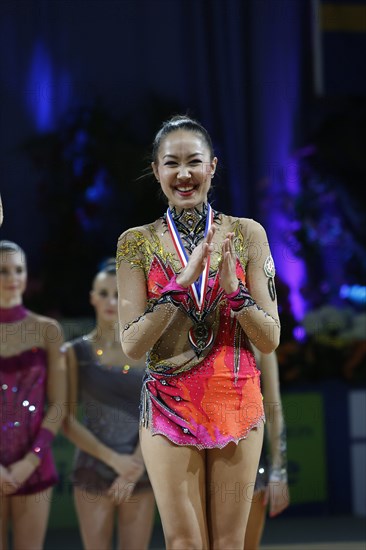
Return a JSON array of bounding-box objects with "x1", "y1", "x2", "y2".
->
[
  {"x1": 0, "y1": 240, "x2": 66, "y2": 549},
  {"x1": 63, "y1": 259, "x2": 155, "y2": 550},
  {"x1": 245, "y1": 350, "x2": 290, "y2": 549}
]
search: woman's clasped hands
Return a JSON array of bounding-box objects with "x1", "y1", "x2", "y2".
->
[
  {"x1": 176, "y1": 227, "x2": 239, "y2": 295},
  {"x1": 107, "y1": 452, "x2": 145, "y2": 504}
]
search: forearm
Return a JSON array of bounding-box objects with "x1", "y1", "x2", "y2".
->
[
  {"x1": 23, "y1": 451, "x2": 41, "y2": 468},
  {"x1": 236, "y1": 305, "x2": 280, "y2": 353},
  {"x1": 268, "y1": 415, "x2": 285, "y2": 461},
  {"x1": 266, "y1": 409, "x2": 288, "y2": 479},
  {"x1": 121, "y1": 301, "x2": 179, "y2": 360},
  {"x1": 63, "y1": 416, "x2": 118, "y2": 470},
  {"x1": 132, "y1": 441, "x2": 144, "y2": 463},
  {"x1": 40, "y1": 401, "x2": 67, "y2": 436},
  {"x1": 26, "y1": 401, "x2": 66, "y2": 463},
  {"x1": 0, "y1": 194, "x2": 3, "y2": 226}
]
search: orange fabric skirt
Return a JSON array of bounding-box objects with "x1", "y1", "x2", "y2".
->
[{"x1": 141, "y1": 342, "x2": 264, "y2": 449}]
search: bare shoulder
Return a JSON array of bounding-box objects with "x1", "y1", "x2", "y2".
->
[
  {"x1": 27, "y1": 311, "x2": 64, "y2": 345},
  {"x1": 32, "y1": 312, "x2": 62, "y2": 328}
]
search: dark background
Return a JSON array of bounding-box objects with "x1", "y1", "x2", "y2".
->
[
  {"x1": 1, "y1": 0, "x2": 365, "y2": 318},
  {"x1": 1, "y1": 0, "x2": 365, "y2": 320},
  {"x1": 1, "y1": 0, "x2": 366, "y2": 528}
]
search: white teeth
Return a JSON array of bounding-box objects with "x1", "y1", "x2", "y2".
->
[{"x1": 177, "y1": 186, "x2": 194, "y2": 192}]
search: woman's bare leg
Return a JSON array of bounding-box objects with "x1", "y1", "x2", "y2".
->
[
  {"x1": 206, "y1": 424, "x2": 264, "y2": 550},
  {"x1": 116, "y1": 488, "x2": 155, "y2": 550},
  {"x1": 244, "y1": 489, "x2": 266, "y2": 550},
  {"x1": 11, "y1": 488, "x2": 52, "y2": 549},
  {"x1": 74, "y1": 487, "x2": 115, "y2": 550},
  {"x1": 140, "y1": 427, "x2": 209, "y2": 550},
  {"x1": 0, "y1": 494, "x2": 10, "y2": 550}
]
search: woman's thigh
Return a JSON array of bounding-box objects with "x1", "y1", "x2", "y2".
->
[
  {"x1": 11, "y1": 488, "x2": 53, "y2": 549},
  {"x1": 244, "y1": 489, "x2": 267, "y2": 550},
  {"x1": 74, "y1": 487, "x2": 115, "y2": 550},
  {"x1": 140, "y1": 427, "x2": 209, "y2": 549},
  {"x1": 206, "y1": 424, "x2": 264, "y2": 550},
  {"x1": 0, "y1": 494, "x2": 10, "y2": 550},
  {"x1": 117, "y1": 488, "x2": 155, "y2": 550}
]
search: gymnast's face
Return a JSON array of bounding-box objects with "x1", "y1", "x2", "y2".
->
[
  {"x1": 0, "y1": 250, "x2": 27, "y2": 306},
  {"x1": 152, "y1": 129, "x2": 217, "y2": 210},
  {"x1": 90, "y1": 272, "x2": 118, "y2": 323}
]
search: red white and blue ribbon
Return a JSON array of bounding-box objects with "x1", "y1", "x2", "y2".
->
[{"x1": 166, "y1": 203, "x2": 213, "y2": 315}]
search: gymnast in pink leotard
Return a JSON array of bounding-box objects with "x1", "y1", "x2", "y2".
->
[
  {"x1": 116, "y1": 115, "x2": 280, "y2": 549},
  {"x1": 0, "y1": 240, "x2": 67, "y2": 550}
]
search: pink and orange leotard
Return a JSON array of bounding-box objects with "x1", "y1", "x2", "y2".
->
[{"x1": 117, "y1": 207, "x2": 279, "y2": 449}]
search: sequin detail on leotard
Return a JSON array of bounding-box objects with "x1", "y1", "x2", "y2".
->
[
  {"x1": 117, "y1": 223, "x2": 265, "y2": 449},
  {"x1": 0, "y1": 348, "x2": 58, "y2": 494}
]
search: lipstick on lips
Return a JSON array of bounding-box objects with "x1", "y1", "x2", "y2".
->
[{"x1": 176, "y1": 185, "x2": 196, "y2": 196}]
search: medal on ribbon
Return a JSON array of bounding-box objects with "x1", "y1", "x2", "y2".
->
[
  {"x1": 166, "y1": 204, "x2": 214, "y2": 357},
  {"x1": 187, "y1": 320, "x2": 214, "y2": 355}
]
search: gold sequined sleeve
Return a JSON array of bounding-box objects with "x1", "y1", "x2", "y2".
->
[{"x1": 116, "y1": 228, "x2": 147, "y2": 272}]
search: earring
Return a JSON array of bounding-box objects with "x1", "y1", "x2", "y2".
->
[{"x1": 211, "y1": 173, "x2": 215, "y2": 179}]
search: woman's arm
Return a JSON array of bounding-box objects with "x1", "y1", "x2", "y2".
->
[
  {"x1": 62, "y1": 344, "x2": 144, "y2": 480},
  {"x1": 117, "y1": 259, "x2": 178, "y2": 360},
  {"x1": 260, "y1": 351, "x2": 290, "y2": 516},
  {"x1": 42, "y1": 319, "x2": 67, "y2": 434},
  {"x1": 261, "y1": 351, "x2": 287, "y2": 473},
  {"x1": 0, "y1": 193, "x2": 3, "y2": 226},
  {"x1": 116, "y1": 229, "x2": 189, "y2": 360},
  {"x1": 235, "y1": 221, "x2": 280, "y2": 353}
]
